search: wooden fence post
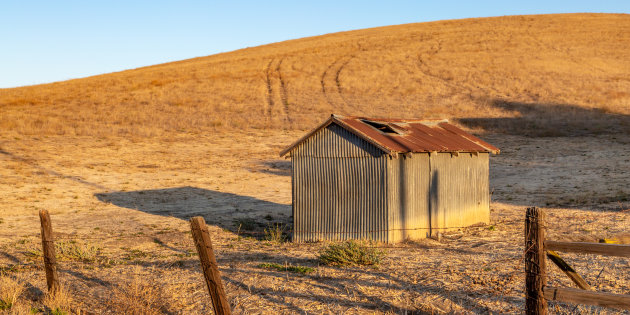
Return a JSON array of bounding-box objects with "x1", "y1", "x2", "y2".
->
[
  {"x1": 525, "y1": 207, "x2": 547, "y2": 314},
  {"x1": 39, "y1": 209, "x2": 59, "y2": 293},
  {"x1": 190, "y1": 216, "x2": 231, "y2": 315}
]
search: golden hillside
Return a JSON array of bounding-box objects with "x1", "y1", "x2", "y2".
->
[{"x1": 1, "y1": 13, "x2": 629, "y2": 137}]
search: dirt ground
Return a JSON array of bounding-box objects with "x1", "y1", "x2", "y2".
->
[{"x1": 1, "y1": 129, "x2": 629, "y2": 314}]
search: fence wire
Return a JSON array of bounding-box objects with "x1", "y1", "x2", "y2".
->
[{"x1": 2, "y1": 214, "x2": 622, "y2": 299}]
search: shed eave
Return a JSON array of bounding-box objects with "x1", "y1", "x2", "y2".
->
[
  {"x1": 279, "y1": 114, "x2": 394, "y2": 157},
  {"x1": 395, "y1": 149, "x2": 498, "y2": 155},
  {"x1": 279, "y1": 116, "x2": 336, "y2": 157},
  {"x1": 279, "y1": 114, "x2": 500, "y2": 156}
]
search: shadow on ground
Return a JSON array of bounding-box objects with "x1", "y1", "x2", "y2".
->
[
  {"x1": 252, "y1": 160, "x2": 291, "y2": 176},
  {"x1": 132, "y1": 249, "x2": 518, "y2": 313},
  {"x1": 459, "y1": 99, "x2": 630, "y2": 138},
  {"x1": 95, "y1": 186, "x2": 291, "y2": 234}
]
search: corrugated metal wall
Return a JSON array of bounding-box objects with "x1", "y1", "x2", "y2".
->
[
  {"x1": 291, "y1": 123, "x2": 389, "y2": 242},
  {"x1": 290, "y1": 123, "x2": 490, "y2": 243},
  {"x1": 429, "y1": 153, "x2": 490, "y2": 231},
  {"x1": 386, "y1": 153, "x2": 431, "y2": 243}
]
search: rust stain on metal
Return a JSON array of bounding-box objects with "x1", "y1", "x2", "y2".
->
[{"x1": 280, "y1": 114, "x2": 500, "y2": 156}]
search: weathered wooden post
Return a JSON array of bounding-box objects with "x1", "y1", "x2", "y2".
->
[
  {"x1": 190, "y1": 216, "x2": 231, "y2": 315},
  {"x1": 525, "y1": 207, "x2": 547, "y2": 314},
  {"x1": 39, "y1": 209, "x2": 59, "y2": 293}
]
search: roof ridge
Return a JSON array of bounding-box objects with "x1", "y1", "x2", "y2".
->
[{"x1": 280, "y1": 114, "x2": 499, "y2": 156}]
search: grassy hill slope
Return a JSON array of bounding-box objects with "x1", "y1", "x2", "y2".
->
[{"x1": 1, "y1": 13, "x2": 629, "y2": 137}]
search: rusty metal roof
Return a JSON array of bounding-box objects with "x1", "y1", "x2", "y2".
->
[{"x1": 280, "y1": 114, "x2": 500, "y2": 156}]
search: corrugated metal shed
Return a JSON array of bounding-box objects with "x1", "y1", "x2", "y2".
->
[
  {"x1": 283, "y1": 114, "x2": 499, "y2": 243},
  {"x1": 280, "y1": 114, "x2": 500, "y2": 157}
]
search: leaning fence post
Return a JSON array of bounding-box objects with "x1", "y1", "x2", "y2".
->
[
  {"x1": 525, "y1": 207, "x2": 548, "y2": 314},
  {"x1": 189, "y1": 216, "x2": 231, "y2": 315},
  {"x1": 39, "y1": 209, "x2": 59, "y2": 293}
]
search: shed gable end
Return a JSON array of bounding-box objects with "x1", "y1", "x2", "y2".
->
[{"x1": 292, "y1": 123, "x2": 385, "y2": 158}]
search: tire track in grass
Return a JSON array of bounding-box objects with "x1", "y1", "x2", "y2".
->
[
  {"x1": 415, "y1": 39, "x2": 504, "y2": 98},
  {"x1": 416, "y1": 40, "x2": 464, "y2": 92},
  {"x1": 264, "y1": 59, "x2": 275, "y2": 121},
  {"x1": 524, "y1": 22, "x2": 607, "y2": 75},
  {"x1": 321, "y1": 55, "x2": 355, "y2": 114},
  {"x1": 320, "y1": 58, "x2": 341, "y2": 109},
  {"x1": 335, "y1": 56, "x2": 355, "y2": 114},
  {"x1": 275, "y1": 58, "x2": 292, "y2": 123}
]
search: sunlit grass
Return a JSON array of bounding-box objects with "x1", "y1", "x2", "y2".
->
[{"x1": 0, "y1": 14, "x2": 628, "y2": 137}]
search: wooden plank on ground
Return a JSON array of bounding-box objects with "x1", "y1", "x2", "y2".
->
[
  {"x1": 544, "y1": 287, "x2": 630, "y2": 310},
  {"x1": 546, "y1": 250, "x2": 590, "y2": 290},
  {"x1": 545, "y1": 241, "x2": 630, "y2": 258}
]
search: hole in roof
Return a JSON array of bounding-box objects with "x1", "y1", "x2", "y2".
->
[{"x1": 361, "y1": 120, "x2": 399, "y2": 134}]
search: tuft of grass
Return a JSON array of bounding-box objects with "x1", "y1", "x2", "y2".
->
[
  {"x1": 24, "y1": 248, "x2": 42, "y2": 259},
  {"x1": 0, "y1": 275, "x2": 25, "y2": 311},
  {"x1": 56, "y1": 240, "x2": 100, "y2": 262},
  {"x1": 264, "y1": 223, "x2": 286, "y2": 243},
  {"x1": 122, "y1": 248, "x2": 150, "y2": 261},
  {"x1": 108, "y1": 276, "x2": 168, "y2": 315},
  {"x1": 42, "y1": 284, "x2": 73, "y2": 315},
  {"x1": 258, "y1": 263, "x2": 314, "y2": 274},
  {"x1": 318, "y1": 240, "x2": 385, "y2": 267}
]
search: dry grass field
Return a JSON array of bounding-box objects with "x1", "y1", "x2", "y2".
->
[
  {"x1": 1, "y1": 13, "x2": 630, "y2": 314},
  {"x1": 1, "y1": 13, "x2": 630, "y2": 136}
]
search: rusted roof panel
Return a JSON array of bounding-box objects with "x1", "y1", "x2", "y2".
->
[{"x1": 280, "y1": 114, "x2": 500, "y2": 156}]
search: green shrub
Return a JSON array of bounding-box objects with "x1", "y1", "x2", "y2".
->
[
  {"x1": 258, "y1": 263, "x2": 314, "y2": 274},
  {"x1": 56, "y1": 240, "x2": 100, "y2": 262},
  {"x1": 318, "y1": 240, "x2": 384, "y2": 267}
]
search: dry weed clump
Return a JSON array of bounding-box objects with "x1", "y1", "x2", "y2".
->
[
  {"x1": 318, "y1": 240, "x2": 385, "y2": 267},
  {"x1": 1, "y1": 304, "x2": 34, "y2": 315},
  {"x1": 42, "y1": 285, "x2": 74, "y2": 315},
  {"x1": 108, "y1": 276, "x2": 168, "y2": 315},
  {"x1": 0, "y1": 275, "x2": 25, "y2": 311},
  {"x1": 264, "y1": 223, "x2": 286, "y2": 243}
]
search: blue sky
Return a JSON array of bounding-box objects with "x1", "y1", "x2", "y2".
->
[{"x1": 1, "y1": 1, "x2": 628, "y2": 88}]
